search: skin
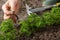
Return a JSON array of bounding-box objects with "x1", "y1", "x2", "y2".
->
[{"x1": 2, "y1": 0, "x2": 20, "y2": 23}]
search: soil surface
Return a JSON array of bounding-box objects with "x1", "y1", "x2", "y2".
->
[
  {"x1": 19, "y1": 25, "x2": 60, "y2": 40},
  {"x1": 0, "y1": 0, "x2": 60, "y2": 40}
]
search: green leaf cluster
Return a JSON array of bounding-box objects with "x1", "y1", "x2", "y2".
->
[
  {"x1": 42, "y1": 7, "x2": 60, "y2": 25},
  {"x1": 0, "y1": 19, "x2": 17, "y2": 40},
  {"x1": 19, "y1": 7, "x2": 60, "y2": 36},
  {"x1": 0, "y1": 7, "x2": 60, "y2": 39}
]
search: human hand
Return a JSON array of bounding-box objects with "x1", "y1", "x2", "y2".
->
[
  {"x1": 2, "y1": 0, "x2": 20, "y2": 22},
  {"x1": 2, "y1": 0, "x2": 20, "y2": 15}
]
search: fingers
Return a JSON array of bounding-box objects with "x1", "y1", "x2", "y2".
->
[
  {"x1": 4, "y1": 14, "x2": 17, "y2": 23},
  {"x1": 9, "y1": 0, "x2": 20, "y2": 14},
  {"x1": 2, "y1": 1, "x2": 10, "y2": 13},
  {"x1": 2, "y1": 0, "x2": 20, "y2": 23},
  {"x1": 4, "y1": 14, "x2": 10, "y2": 20},
  {"x1": 2, "y1": 4, "x2": 14, "y2": 15},
  {"x1": 2, "y1": 0, "x2": 20, "y2": 14}
]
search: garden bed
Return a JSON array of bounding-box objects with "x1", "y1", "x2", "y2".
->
[
  {"x1": 0, "y1": 7, "x2": 60, "y2": 40},
  {"x1": 19, "y1": 7, "x2": 60, "y2": 40},
  {"x1": 19, "y1": 25, "x2": 60, "y2": 40},
  {"x1": 0, "y1": 0, "x2": 60, "y2": 40}
]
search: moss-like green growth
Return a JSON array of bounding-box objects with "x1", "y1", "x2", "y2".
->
[
  {"x1": 0, "y1": 7, "x2": 60, "y2": 39},
  {"x1": 0, "y1": 19, "x2": 14, "y2": 33},
  {"x1": 0, "y1": 19, "x2": 17, "y2": 40},
  {"x1": 19, "y1": 7, "x2": 60, "y2": 36}
]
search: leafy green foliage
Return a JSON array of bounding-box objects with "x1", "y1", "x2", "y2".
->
[
  {"x1": 19, "y1": 20, "x2": 31, "y2": 36},
  {"x1": 42, "y1": 7, "x2": 60, "y2": 25},
  {"x1": 0, "y1": 19, "x2": 17, "y2": 40},
  {"x1": 27, "y1": 14, "x2": 45, "y2": 28},
  {"x1": 5, "y1": 30, "x2": 17, "y2": 40},
  {"x1": 51, "y1": 7, "x2": 60, "y2": 24},
  {"x1": 19, "y1": 13, "x2": 45, "y2": 36},
  {"x1": 0, "y1": 19, "x2": 14, "y2": 33},
  {"x1": 19, "y1": 7, "x2": 60, "y2": 36},
  {"x1": 0, "y1": 7, "x2": 60, "y2": 39},
  {"x1": 0, "y1": 34, "x2": 5, "y2": 40},
  {"x1": 42, "y1": 12, "x2": 55, "y2": 25}
]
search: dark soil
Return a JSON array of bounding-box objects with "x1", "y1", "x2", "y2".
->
[
  {"x1": 19, "y1": 25, "x2": 60, "y2": 40},
  {"x1": 0, "y1": 0, "x2": 60, "y2": 40}
]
